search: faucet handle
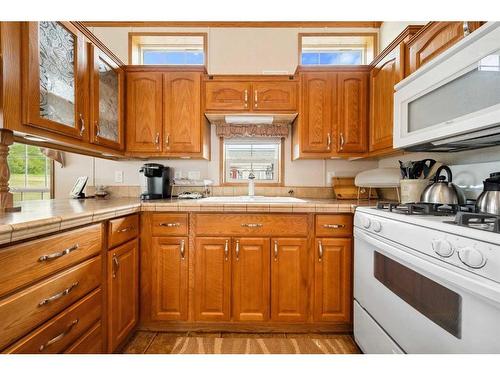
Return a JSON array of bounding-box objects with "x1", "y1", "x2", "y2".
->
[{"x1": 248, "y1": 172, "x2": 255, "y2": 180}]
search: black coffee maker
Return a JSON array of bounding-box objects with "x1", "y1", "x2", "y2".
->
[{"x1": 139, "y1": 163, "x2": 172, "y2": 200}]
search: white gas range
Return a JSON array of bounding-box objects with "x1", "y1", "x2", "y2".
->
[{"x1": 353, "y1": 204, "x2": 500, "y2": 354}]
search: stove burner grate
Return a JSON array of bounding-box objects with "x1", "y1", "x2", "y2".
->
[
  {"x1": 375, "y1": 202, "x2": 472, "y2": 216},
  {"x1": 448, "y1": 212, "x2": 500, "y2": 233}
]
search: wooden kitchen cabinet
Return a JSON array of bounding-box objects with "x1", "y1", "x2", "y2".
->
[
  {"x1": 163, "y1": 72, "x2": 201, "y2": 153},
  {"x1": 107, "y1": 239, "x2": 139, "y2": 352},
  {"x1": 194, "y1": 237, "x2": 232, "y2": 321},
  {"x1": 297, "y1": 72, "x2": 335, "y2": 154},
  {"x1": 150, "y1": 237, "x2": 189, "y2": 321},
  {"x1": 270, "y1": 238, "x2": 308, "y2": 322},
  {"x1": 22, "y1": 22, "x2": 88, "y2": 140},
  {"x1": 313, "y1": 238, "x2": 352, "y2": 323},
  {"x1": 252, "y1": 81, "x2": 298, "y2": 111},
  {"x1": 232, "y1": 237, "x2": 270, "y2": 322},
  {"x1": 126, "y1": 72, "x2": 163, "y2": 153},
  {"x1": 89, "y1": 44, "x2": 125, "y2": 150},
  {"x1": 205, "y1": 81, "x2": 251, "y2": 111},
  {"x1": 337, "y1": 71, "x2": 369, "y2": 153},
  {"x1": 406, "y1": 21, "x2": 483, "y2": 75}
]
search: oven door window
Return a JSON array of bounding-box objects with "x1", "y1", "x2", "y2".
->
[{"x1": 374, "y1": 251, "x2": 462, "y2": 338}]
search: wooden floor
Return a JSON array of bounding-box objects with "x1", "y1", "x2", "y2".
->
[{"x1": 122, "y1": 331, "x2": 360, "y2": 354}]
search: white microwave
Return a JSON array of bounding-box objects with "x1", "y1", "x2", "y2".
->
[{"x1": 394, "y1": 22, "x2": 500, "y2": 152}]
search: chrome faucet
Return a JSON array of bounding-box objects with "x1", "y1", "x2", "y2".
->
[{"x1": 248, "y1": 172, "x2": 255, "y2": 197}]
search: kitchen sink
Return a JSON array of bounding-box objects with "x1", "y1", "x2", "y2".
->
[{"x1": 201, "y1": 196, "x2": 307, "y2": 203}]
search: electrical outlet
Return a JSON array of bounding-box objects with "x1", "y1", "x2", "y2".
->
[{"x1": 114, "y1": 171, "x2": 123, "y2": 183}]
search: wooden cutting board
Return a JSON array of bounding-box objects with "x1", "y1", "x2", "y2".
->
[{"x1": 332, "y1": 177, "x2": 378, "y2": 200}]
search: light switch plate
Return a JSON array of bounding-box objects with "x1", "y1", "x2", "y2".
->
[{"x1": 114, "y1": 171, "x2": 124, "y2": 183}]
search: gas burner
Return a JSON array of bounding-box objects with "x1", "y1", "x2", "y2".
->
[
  {"x1": 446, "y1": 212, "x2": 500, "y2": 233},
  {"x1": 375, "y1": 202, "x2": 470, "y2": 216}
]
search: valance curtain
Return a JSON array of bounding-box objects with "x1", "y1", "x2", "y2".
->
[{"x1": 214, "y1": 123, "x2": 290, "y2": 138}]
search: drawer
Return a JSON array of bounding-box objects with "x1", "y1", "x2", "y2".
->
[
  {"x1": 5, "y1": 288, "x2": 102, "y2": 354},
  {"x1": 0, "y1": 224, "x2": 102, "y2": 298},
  {"x1": 194, "y1": 214, "x2": 308, "y2": 237},
  {"x1": 315, "y1": 214, "x2": 353, "y2": 237},
  {"x1": 64, "y1": 321, "x2": 102, "y2": 354},
  {"x1": 151, "y1": 213, "x2": 189, "y2": 236},
  {"x1": 108, "y1": 214, "x2": 139, "y2": 249},
  {"x1": 0, "y1": 256, "x2": 102, "y2": 351}
]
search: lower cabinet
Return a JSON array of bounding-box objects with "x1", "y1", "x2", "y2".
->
[
  {"x1": 313, "y1": 238, "x2": 353, "y2": 323},
  {"x1": 271, "y1": 238, "x2": 309, "y2": 322},
  {"x1": 232, "y1": 238, "x2": 270, "y2": 322},
  {"x1": 151, "y1": 237, "x2": 189, "y2": 321},
  {"x1": 107, "y1": 239, "x2": 139, "y2": 352}
]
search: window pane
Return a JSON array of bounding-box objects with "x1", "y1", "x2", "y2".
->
[
  {"x1": 224, "y1": 140, "x2": 281, "y2": 184},
  {"x1": 301, "y1": 52, "x2": 319, "y2": 65},
  {"x1": 142, "y1": 50, "x2": 204, "y2": 65},
  {"x1": 301, "y1": 34, "x2": 374, "y2": 65}
]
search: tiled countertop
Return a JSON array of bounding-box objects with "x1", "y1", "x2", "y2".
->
[{"x1": 0, "y1": 197, "x2": 375, "y2": 246}]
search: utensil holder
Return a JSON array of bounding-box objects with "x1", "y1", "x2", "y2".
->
[{"x1": 400, "y1": 179, "x2": 430, "y2": 204}]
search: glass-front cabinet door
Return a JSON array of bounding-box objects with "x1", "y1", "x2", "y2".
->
[
  {"x1": 24, "y1": 21, "x2": 87, "y2": 139},
  {"x1": 90, "y1": 45, "x2": 124, "y2": 150}
]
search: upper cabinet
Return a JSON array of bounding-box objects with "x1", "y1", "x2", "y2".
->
[
  {"x1": 204, "y1": 78, "x2": 298, "y2": 112},
  {"x1": 23, "y1": 22, "x2": 88, "y2": 140},
  {"x1": 89, "y1": 44, "x2": 124, "y2": 150},
  {"x1": 125, "y1": 67, "x2": 209, "y2": 159},
  {"x1": 406, "y1": 22, "x2": 483, "y2": 75}
]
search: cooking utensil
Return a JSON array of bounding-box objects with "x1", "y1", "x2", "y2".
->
[
  {"x1": 399, "y1": 159, "x2": 436, "y2": 179},
  {"x1": 420, "y1": 165, "x2": 466, "y2": 205},
  {"x1": 476, "y1": 172, "x2": 500, "y2": 215}
]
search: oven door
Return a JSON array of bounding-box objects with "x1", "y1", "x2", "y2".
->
[{"x1": 354, "y1": 228, "x2": 500, "y2": 354}]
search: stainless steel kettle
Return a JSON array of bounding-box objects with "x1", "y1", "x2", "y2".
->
[
  {"x1": 476, "y1": 172, "x2": 500, "y2": 215},
  {"x1": 420, "y1": 165, "x2": 466, "y2": 205}
]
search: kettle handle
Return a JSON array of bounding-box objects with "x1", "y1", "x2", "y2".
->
[{"x1": 434, "y1": 165, "x2": 453, "y2": 183}]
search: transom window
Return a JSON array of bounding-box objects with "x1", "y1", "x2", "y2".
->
[
  {"x1": 299, "y1": 34, "x2": 377, "y2": 66},
  {"x1": 129, "y1": 33, "x2": 206, "y2": 66},
  {"x1": 222, "y1": 138, "x2": 283, "y2": 185},
  {"x1": 7, "y1": 143, "x2": 53, "y2": 202}
]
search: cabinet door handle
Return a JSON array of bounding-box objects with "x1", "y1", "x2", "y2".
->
[
  {"x1": 274, "y1": 240, "x2": 278, "y2": 261},
  {"x1": 224, "y1": 239, "x2": 229, "y2": 261},
  {"x1": 165, "y1": 134, "x2": 170, "y2": 146},
  {"x1": 340, "y1": 132, "x2": 345, "y2": 151},
  {"x1": 241, "y1": 223, "x2": 263, "y2": 228},
  {"x1": 322, "y1": 224, "x2": 345, "y2": 229},
  {"x1": 235, "y1": 240, "x2": 240, "y2": 261},
  {"x1": 463, "y1": 21, "x2": 470, "y2": 36},
  {"x1": 79, "y1": 113, "x2": 85, "y2": 136},
  {"x1": 180, "y1": 240, "x2": 185, "y2": 260},
  {"x1": 117, "y1": 226, "x2": 134, "y2": 233},
  {"x1": 327, "y1": 133, "x2": 331, "y2": 150},
  {"x1": 39, "y1": 319, "x2": 79, "y2": 352},
  {"x1": 154, "y1": 133, "x2": 160, "y2": 148},
  {"x1": 95, "y1": 121, "x2": 100, "y2": 138},
  {"x1": 38, "y1": 244, "x2": 79, "y2": 262},
  {"x1": 159, "y1": 222, "x2": 180, "y2": 227},
  {"x1": 244, "y1": 90, "x2": 248, "y2": 108},
  {"x1": 318, "y1": 241, "x2": 323, "y2": 262},
  {"x1": 38, "y1": 281, "x2": 79, "y2": 307},
  {"x1": 254, "y1": 90, "x2": 258, "y2": 108},
  {"x1": 112, "y1": 254, "x2": 119, "y2": 278}
]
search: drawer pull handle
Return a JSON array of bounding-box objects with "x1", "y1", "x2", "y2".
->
[
  {"x1": 38, "y1": 244, "x2": 79, "y2": 262},
  {"x1": 39, "y1": 319, "x2": 79, "y2": 352},
  {"x1": 224, "y1": 240, "x2": 229, "y2": 261},
  {"x1": 159, "y1": 222, "x2": 181, "y2": 227},
  {"x1": 117, "y1": 226, "x2": 134, "y2": 233},
  {"x1": 112, "y1": 254, "x2": 119, "y2": 278},
  {"x1": 38, "y1": 282, "x2": 79, "y2": 307},
  {"x1": 274, "y1": 240, "x2": 278, "y2": 261},
  {"x1": 235, "y1": 240, "x2": 240, "y2": 261},
  {"x1": 241, "y1": 223, "x2": 263, "y2": 228},
  {"x1": 318, "y1": 241, "x2": 323, "y2": 262},
  {"x1": 322, "y1": 224, "x2": 345, "y2": 229},
  {"x1": 180, "y1": 240, "x2": 186, "y2": 260}
]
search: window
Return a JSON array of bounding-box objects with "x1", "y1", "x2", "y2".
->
[
  {"x1": 129, "y1": 33, "x2": 207, "y2": 66},
  {"x1": 222, "y1": 138, "x2": 283, "y2": 185},
  {"x1": 299, "y1": 34, "x2": 377, "y2": 66},
  {"x1": 7, "y1": 143, "x2": 53, "y2": 202}
]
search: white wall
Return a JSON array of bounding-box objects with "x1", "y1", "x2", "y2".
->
[{"x1": 378, "y1": 21, "x2": 427, "y2": 50}]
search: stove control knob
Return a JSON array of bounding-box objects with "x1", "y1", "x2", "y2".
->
[
  {"x1": 458, "y1": 247, "x2": 486, "y2": 269},
  {"x1": 432, "y1": 239, "x2": 454, "y2": 258},
  {"x1": 362, "y1": 217, "x2": 371, "y2": 229},
  {"x1": 372, "y1": 221, "x2": 382, "y2": 233}
]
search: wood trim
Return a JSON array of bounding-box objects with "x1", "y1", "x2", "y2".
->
[
  {"x1": 83, "y1": 21, "x2": 382, "y2": 28},
  {"x1": 123, "y1": 65, "x2": 207, "y2": 73},
  {"x1": 128, "y1": 32, "x2": 208, "y2": 66},
  {"x1": 369, "y1": 25, "x2": 423, "y2": 67},
  {"x1": 298, "y1": 32, "x2": 379, "y2": 66},
  {"x1": 218, "y1": 137, "x2": 285, "y2": 187}
]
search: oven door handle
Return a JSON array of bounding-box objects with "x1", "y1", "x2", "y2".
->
[{"x1": 354, "y1": 228, "x2": 500, "y2": 305}]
